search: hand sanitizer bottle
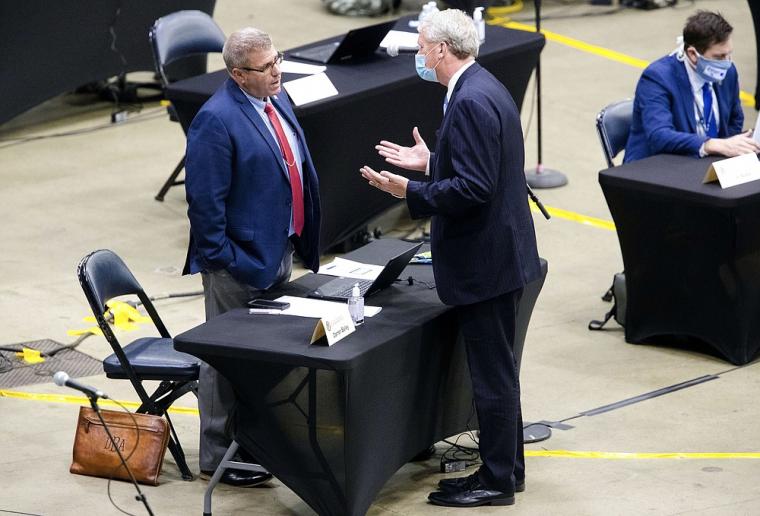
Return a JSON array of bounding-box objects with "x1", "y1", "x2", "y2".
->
[
  {"x1": 473, "y1": 7, "x2": 486, "y2": 44},
  {"x1": 348, "y1": 283, "x2": 364, "y2": 326}
]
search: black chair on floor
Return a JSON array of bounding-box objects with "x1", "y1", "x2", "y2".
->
[
  {"x1": 596, "y1": 99, "x2": 633, "y2": 167},
  {"x1": 77, "y1": 250, "x2": 201, "y2": 481},
  {"x1": 150, "y1": 10, "x2": 226, "y2": 201}
]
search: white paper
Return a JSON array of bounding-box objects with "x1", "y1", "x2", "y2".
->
[
  {"x1": 379, "y1": 30, "x2": 419, "y2": 50},
  {"x1": 283, "y1": 72, "x2": 338, "y2": 106},
  {"x1": 753, "y1": 115, "x2": 760, "y2": 145},
  {"x1": 275, "y1": 295, "x2": 382, "y2": 318},
  {"x1": 707, "y1": 153, "x2": 760, "y2": 189},
  {"x1": 317, "y1": 257, "x2": 384, "y2": 280},
  {"x1": 280, "y1": 59, "x2": 327, "y2": 75}
]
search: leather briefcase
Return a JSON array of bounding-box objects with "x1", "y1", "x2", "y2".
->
[{"x1": 70, "y1": 406, "x2": 170, "y2": 486}]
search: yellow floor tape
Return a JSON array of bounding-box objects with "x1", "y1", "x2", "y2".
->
[
  {"x1": 489, "y1": 16, "x2": 756, "y2": 108},
  {"x1": 2, "y1": 390, "x2": 758, "y2": 459},
  {"x1": 531, "y1": 204, "x2": 616, "y2": 231},
  {"x1": 526, "y1": 450, "x2": 760, "y2": 459},
  {"x1": 0, "y1": 388, "x2": 199, "y2": 416}
]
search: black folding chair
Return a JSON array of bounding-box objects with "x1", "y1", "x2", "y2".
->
[
  {"x1": 77, "y1": 249, "x2": 200, "y2": 481},
  {"x1": 595, "y1": 99, "x2": 634, "y2": 168},
  {"x1": 149, "y1": 10, "x2": 226, "y2": 201}
]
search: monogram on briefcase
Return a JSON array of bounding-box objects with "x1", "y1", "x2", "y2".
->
[{"x1": 70, "y1": 406, "x2": 170, "y2": 486}]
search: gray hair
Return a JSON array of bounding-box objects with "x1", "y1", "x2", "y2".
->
[
  {"x1": 420, "y1": 9, "x2": 479, "y2": 59},
  {"x1": 223, "y1": 28, "x2": 272, "y2": 72}
]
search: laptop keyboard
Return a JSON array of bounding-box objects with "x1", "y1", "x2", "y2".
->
[{"x1": 328, "y1": 278, "x2": 373, "y2": 299}]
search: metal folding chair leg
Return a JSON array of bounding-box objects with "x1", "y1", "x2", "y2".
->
[
  {"x1": 203, "y1": 440, "x2": 269, "y2": 516},
  {"x1": 155, "y1": 155, "x2": 186, "y2": 201},
  {"x1": 167, "y1": 433, "x2": 194, "y2": 481}
]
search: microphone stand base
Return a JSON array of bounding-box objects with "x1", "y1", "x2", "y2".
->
[
  {"x1": 525, "y1": 166, "x2": 568, "y2": 189},
  {"x1": 523, "y1": 422, "x2": 552, "y2": 443}
]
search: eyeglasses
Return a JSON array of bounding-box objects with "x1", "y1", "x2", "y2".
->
[{"x1": 238, "y1": 52, "x2": 284, "y2": 74}]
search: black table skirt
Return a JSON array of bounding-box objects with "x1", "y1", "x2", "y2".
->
[
  {"x1": 599, "y1": 154, "x2": 760, "y2": 364},
  {"x1": 175, "y1": 239, "x2": 547, "y2": 515},
  {"x1": 0, "y1": 0, "x2": 215, "y2": 125},
  {"x1": 167, "y1": 18, "x2": 544, "y2": 252}
]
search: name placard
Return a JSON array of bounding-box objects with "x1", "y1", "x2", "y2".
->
[
  {"x1": 310, "y1": 307, "x2": 355, "y2": 346},
  {"x1": 703, "y1": 153, "x2": 760, "y2": 189}
]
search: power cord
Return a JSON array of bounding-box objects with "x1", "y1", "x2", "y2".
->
[
  {"x1": 395, "y1": 276, "x2": 436, "y2": 289},
  {"x1": 440, "y1": 402, "x2": 480, "y2": 473},
  {"x1": 100, "y1": 398, "x2": 149, "y2": 516}
]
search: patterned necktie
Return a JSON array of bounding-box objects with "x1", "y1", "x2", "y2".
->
[
  {"x1": 702, "y1": 82, "x2": 718, "y2": 138},
  {"x1": 264, "y1": 102, "x2": 304, "y2": 236}
]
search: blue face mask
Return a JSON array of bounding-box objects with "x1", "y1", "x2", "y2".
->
[
  {"x1": 415, "y1": 46, "x2": 441, "y2": 83},
  {"x1": 694, "y1": 51, "x2": 732, "y2": 83}
]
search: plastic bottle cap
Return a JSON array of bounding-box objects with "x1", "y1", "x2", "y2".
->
[{"x1": 352, "y1": 283, "x2": 361, "y2": 297}]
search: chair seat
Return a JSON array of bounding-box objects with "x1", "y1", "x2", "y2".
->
[{"x1": 104, "y1": 337, "x2": 200, "y2": 381}]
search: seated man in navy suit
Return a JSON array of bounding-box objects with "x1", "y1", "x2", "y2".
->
[
  {"x1": 183, "y1": 27, "x2": 321, "y2": 487},
  {"x1": 361, "y1": 9, "x2": 540, "y2": 509},
  {"x1": 624, "y1": 10, "x2": 760, "y2": 163}
]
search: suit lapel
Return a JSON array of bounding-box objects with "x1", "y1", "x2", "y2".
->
[
  {"x1": 672, "y1": 57, "x2": 697, "y2": 133},
  {"x1": 227, "y1": 80, "x2": 287, "y2": 176},
  {"x1": 433, "y1": 63, "x2": 481, "y2": 177}
]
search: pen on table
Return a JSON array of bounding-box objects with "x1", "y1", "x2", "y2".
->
[
  {"x1": 324, "y1": 264, "x2": 336, "y2": 270},
  {"x1": 248, "y1": 308, "x2": 284, "y2": 315}
]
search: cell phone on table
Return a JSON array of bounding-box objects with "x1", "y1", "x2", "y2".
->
[{"x1": 247, "y1": 299, "x2": 290, "y2": 310}]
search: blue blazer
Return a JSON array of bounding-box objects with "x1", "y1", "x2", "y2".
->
[
  {"x1": 406, "y1": 63, "x2": 541, "y2": 306},
  {"x1": 183, "y1": 78, "x2": 321, "y2": 288},
  {"x1": 624, "y1": 54, "x2": 744, "y2": 163}
]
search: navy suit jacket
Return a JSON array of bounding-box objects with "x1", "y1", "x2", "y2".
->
[
  {"x1": 624, "y1": 54, "x2": 744, "y2": 163},
  {"x1": 406, "y1": 63, "x2": 541, "y2": 306},
  {"x1": 183, "y1": 78, "x2": 321, "y2": 288}
]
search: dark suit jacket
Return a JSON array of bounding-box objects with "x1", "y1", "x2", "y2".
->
[
  {"x1": 183, "y1": 78, "x2": 321, "y2": 288},
  {"x1": 406, "y1": 63, "x2": 541, "y2": 306},
  {"x1": 624, "y1": 54, "x2": 744, "y2": 163}
]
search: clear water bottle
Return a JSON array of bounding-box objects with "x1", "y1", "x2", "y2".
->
[{"x1": 348, "y1": 283, "x2": 364, "y2": 326}]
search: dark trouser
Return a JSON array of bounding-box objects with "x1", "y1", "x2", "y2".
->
[
  {"x1": 455, "y1": 288, "x2": 524, "y2": 494},
  {"x1": 198, "y1": 246, "x2": 292, "y2": 471}
]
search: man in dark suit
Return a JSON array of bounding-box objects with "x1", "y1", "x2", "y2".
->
[
  {"x1": 184, "y1": 27, "x2": 321, "y2": 486},
  {"x1": 361, "y1": 9, "x2": 540, "y2": 508},
  {"x1": 624, "y1": 10, "x2": 759, "y2": 163}
]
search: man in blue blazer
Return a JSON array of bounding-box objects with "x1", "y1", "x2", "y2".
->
[
  {"x1": 183, "y1": 28, "x2": 321, "y2": 486},
  {"x1": 624, "y1": 10, "x2": 758, "y2": 163},
  {"x1": 361, "y1": 9, "x2": 541, "y2": 508}
]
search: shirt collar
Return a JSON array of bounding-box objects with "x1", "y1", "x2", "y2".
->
[
  {"x1": 239, "y1": 87, "x2": 269, "y2": 109},
  {"x1": 446, "y1": 60, "x2": 476, "y2": 102}
]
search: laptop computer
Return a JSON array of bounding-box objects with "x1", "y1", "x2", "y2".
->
[
  {"x1": 309, "y1": 242, "x2": 423, "y2": 301},
  {"x1": 289, "y1": 20, "x2": 397, "y2": 64}
]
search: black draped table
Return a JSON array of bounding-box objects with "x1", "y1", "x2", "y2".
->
[
  {"x1": 599, "y1": 154, "x2": 760, "y2": 364},
  {"x1": 166, "y1": 18, "x2": 544, "y2": 251},
  {"x1": 0, "y1": 0, "x2": 215, "y2": 125},
  {"x1": 174, "y1": 239, "x2": 547, "y2": 515}
]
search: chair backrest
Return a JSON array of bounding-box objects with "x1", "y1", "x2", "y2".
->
[
  {"x1": 596, "y1": 99, "x2": 633, "y2": 168},
  {"x1": 77, "y1": 250, "x2": 170, "y2": 340},
  {"x1": 149, "y1": 10, "x2": 226, "y2": 87}
]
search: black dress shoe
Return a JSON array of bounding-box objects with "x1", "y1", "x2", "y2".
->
[
  {"x1": 428, "y1": 480, "x2": 515, "y2": 508},
  {"x1": 438, "y1": 471, "x2": 525, "y2": 493},
  {"x1": 200, "y1": 468, "x2": 273, "y2": 488}
]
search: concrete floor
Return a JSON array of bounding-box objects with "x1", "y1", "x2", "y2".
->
[{"x1": 2, "y1": 0, "x2": 760, "y2": 514}]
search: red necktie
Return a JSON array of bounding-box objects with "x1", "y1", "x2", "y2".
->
[{"x1": 264, "y1": 102, "x2": 304, "y2": 236}]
